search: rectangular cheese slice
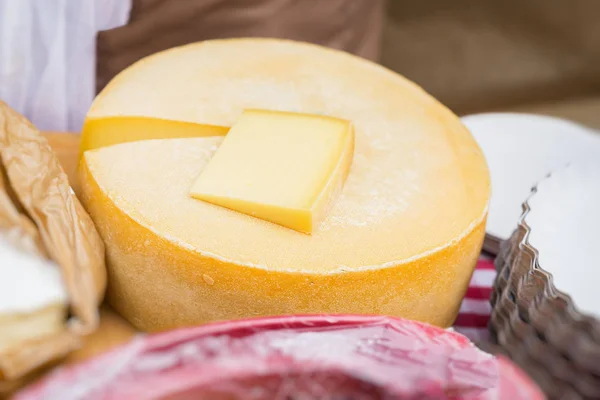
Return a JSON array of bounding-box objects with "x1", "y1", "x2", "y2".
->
[{"x1": 189, "y1": 109, "x2": 354, "y2": 234}]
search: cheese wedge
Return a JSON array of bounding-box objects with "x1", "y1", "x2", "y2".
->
[
  {"x1": 0, "y1": 237, "x2": 67, "y2": 355},
  {"x1": 190, "y1": 109, "x2": 354, "y2": 234},
  {"x1": 80, "y1": 38, "x2": 490, "y2": 332},
  {"x1": 80, "y1": 116, "x2": 228, "y2": 155}
]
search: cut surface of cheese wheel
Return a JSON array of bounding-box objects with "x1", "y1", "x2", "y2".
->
[
  {"x1": 189, "y1": 109, "x2": 355, "y2": 234},
  {"x1": 80, "y1": 38, "x2": 490, "y2": 332},
  {"x1": 80, "y1": 116, "x2": 228, "y2": 155}
]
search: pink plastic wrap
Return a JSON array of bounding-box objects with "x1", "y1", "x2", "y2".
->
[{"x1": 16, "y1": 315, "x2": 544, "y2": 400}]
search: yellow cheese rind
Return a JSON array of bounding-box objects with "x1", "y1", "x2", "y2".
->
[
  {"x1": 80, "y1": 38, "x2": 490, "y2": 331},
  {"x1": 189, "y1": 109, "x2": 354, "y2": 234},
  {"x1": 80, "y1": 155, "x2": 485, "y2": 331},
  {"x1": 80, "y1": 116, "x2": 228, "y2": 155}
]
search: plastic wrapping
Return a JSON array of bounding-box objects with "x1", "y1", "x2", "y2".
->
[
  {"x1": 17, "y1": 315, "x2": 543, "y2": 399},
  {"x1": 0, "y1": 101, "x2": 106, "y2": 380}
]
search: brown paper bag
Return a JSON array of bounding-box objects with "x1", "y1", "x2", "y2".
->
[{"x1": 0, "y1": 101, "x2": 106, "y2": 380}]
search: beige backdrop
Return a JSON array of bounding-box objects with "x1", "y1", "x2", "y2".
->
[{"x1": 382, "y1": 0, "x2": 600, "y2": 122}]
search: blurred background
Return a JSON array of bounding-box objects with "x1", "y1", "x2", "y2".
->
[
  {"x1": 3, "y1": 0, "x2": 599, "y2": 132},
  {"x1": 98, "y1": 0, "x2": 600, "y2": 126}
]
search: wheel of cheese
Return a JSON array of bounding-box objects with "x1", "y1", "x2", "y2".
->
[{"x1": 79, "y1": 38, "x2": 490, "y2": 332}]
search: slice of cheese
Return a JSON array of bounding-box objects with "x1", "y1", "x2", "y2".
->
[
  {"x1": 80, "y1": 116, "x2": 228, "y2": 155},
  {"x1": 80, "y1": 38, "x2": 490, "y2": 332},
  {"x1": 0, "y1": 237, "x2": 67, "y2": 354},
  {"x1": 190, "y1": 109, "x2": 354, "y2": 234}
]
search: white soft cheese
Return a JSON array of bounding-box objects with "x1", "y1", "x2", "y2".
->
[{"x1": 0, "y1": 236, "x2": 67, "y2": 314}]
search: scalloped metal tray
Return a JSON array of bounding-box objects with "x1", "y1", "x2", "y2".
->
[{"x1": 490, "y1": 163, "x2": 600, "y2": 399}]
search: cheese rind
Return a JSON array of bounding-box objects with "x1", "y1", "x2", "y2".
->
[
  {"x1": 190, "y1": 109, "x2": 354, "y2": 233},
  {"x1": 80, "y1": 116, "x2": 228, "y2": 155},
  {"x1": 81, "y1": 152, "x2": 485, "y2": 331},
  {"x1": 80, "y1": 39, "x2": 490, "y2": 331}
]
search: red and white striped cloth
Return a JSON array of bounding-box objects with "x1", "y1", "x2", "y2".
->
[{"x1": 453, "y1": 255, "x2": 496, "y2": 343}]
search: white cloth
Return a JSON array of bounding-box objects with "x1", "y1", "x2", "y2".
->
[{"x1": 0, "y1": 0, "x2": 131, "y2": 132}]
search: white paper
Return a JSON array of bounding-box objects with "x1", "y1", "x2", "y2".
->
[
  {"x1": 462, "y1": 112, "x2": 600, "y2": 240},
  {"x1": 526, "y1": 160, "x2": 600, "y2": 318},
  {"x1": 0, "y1": 0, "x2": 131, "y2": 132}
]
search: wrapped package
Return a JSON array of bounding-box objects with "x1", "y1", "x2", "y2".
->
[
  {"x1": 17, "y1": 315, "x2": 544, "y2": 399},
  {"x1": 0, "y1": 101, "x2": 106, "y2": 380}
]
